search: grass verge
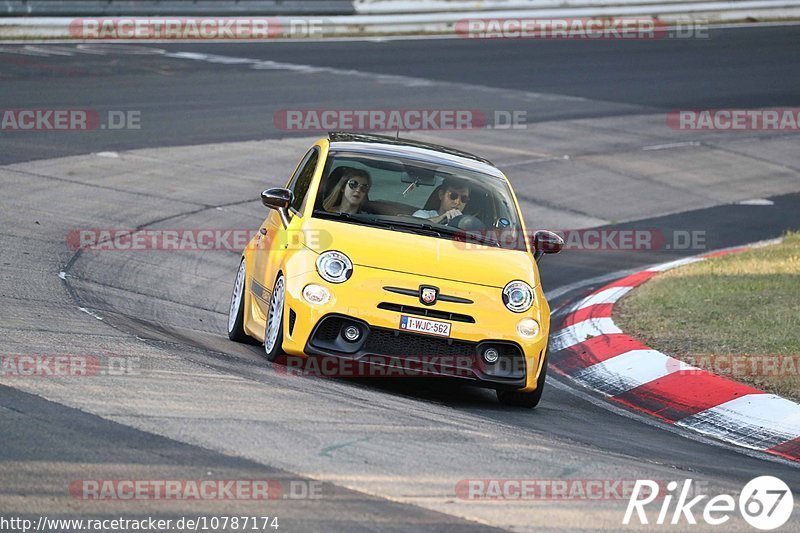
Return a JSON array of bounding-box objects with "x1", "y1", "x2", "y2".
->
[{"x1": 615, "y1": 232, "x2": 800, "y2": 401}]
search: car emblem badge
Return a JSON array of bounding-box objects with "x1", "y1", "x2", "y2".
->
[{"x1": 420, "y1": 286, "x2": 438, "y2": 305}]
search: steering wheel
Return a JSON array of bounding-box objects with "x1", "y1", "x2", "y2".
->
[{"x1": 448, "y1": 214, "x2": 486, "y2": 231}]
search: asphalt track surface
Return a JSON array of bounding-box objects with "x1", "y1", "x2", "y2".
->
[
  {"x1": 1, "y1": 26, "x2": 800, "y2": 532},
  {"x1": 1, "y1": 25, "x2": 799, "y2": 165}
]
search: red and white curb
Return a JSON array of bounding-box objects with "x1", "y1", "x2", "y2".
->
[{"x1": 549, "y1": 243, "x2": 800, "y2": 462}]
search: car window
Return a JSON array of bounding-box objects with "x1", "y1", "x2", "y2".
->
[
  {"x1": 288, "y1": 148, "x2": 319, "y2": 214},
  {"x1": 313, "y1": 151, "x2": 525, "y2": 251}
]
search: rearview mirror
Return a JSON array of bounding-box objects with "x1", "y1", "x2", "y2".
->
[
  {"x1": 261, "y1": 188, "x2": 294, "y2": 227},
  {"x1": 533, "y1": 230, "x2": 564, "y2": 262},
  {"x1": 401, "y1": 169, "x2": 437, "y2": 186}
]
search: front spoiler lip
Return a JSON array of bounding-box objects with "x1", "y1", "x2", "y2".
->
[{"x1": 300, "y1": 350, "x2": 528, "y2": 391}]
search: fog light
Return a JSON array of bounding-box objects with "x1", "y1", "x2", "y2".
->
[
  {"x1": 302, "y1": 284, "x2": 330, "y2": 305},
  {"x1": 516, "y1": 318, "x2": 540, "y2": 339},
  {"x1": 342, "y1": 325, "x2": 361, "y2": 342},
  {"x1": 483, "y1": 347, "x2": 500, "y2": 364}
]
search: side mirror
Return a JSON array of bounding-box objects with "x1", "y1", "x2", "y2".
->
[
  {"x1": 261, "y1": 188, "x2": 294, "y2": 227},
  {"x1": 533, "y1": 230, "x2": 564, "y2": 262}
]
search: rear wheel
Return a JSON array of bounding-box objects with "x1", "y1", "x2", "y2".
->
[
  {"x1": 264, "y1": 274, "x2": 285, "y2": 362},
  {"x1": 497, "y1": 351, "x2": 548, "y2": 408},
  {"x1": 227, "y1": 259, "x2": 253, "y2": 343}
]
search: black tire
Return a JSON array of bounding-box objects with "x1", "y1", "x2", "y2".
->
[
  {"x1": 263, "y1": 274, "x2": 285, "y2": 362},
  {"x1": 497, "y1": 350, "x2": 548, "y2": 408},
  {"x1": 227, "y1": 259, "x2": 255, "y2": 343}
]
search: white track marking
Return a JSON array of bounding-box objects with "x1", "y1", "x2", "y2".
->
[
  {"x1": 78, "y1": 307, "x2": 104, "y2": 321},
  {"x1": 550, "y1": 317, "x2": 621, "y2": 352},
  {"x1": 161, "y1": 50, "x2": 597, "y2": 98},
  {"x1": 736, "y1": 198, "x2": 775, "y2": 205},
  {"x1": 676, "y1": 394, "x2": 800, "y2": 450},
  {"x1": 574, "y1": 286, "x2": 633, "y2": 309},
  {"x1": 572, "y1": 349, "x2": 694, "y2": 396},
  {"x1": 646, "y1": 256, "x2": 703, "y2": 272},
  {"x1": 642, "y1": 141, "x2": 701, "y2": 151},
  {"x1": 22, "y1": 45, "x2": 75, "y2": 56}
]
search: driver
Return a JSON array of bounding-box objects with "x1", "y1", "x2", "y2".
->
[{"x1": 413, "y1": 178, "x2": 470, "y2": 224}]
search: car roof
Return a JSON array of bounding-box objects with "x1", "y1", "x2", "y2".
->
[{"x1": 327, "y1": 132, "x2": 505, "y2": 180}]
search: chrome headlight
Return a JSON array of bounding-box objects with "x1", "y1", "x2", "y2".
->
[
  {"x1": 316, "y1": 250, "x2": 353, "y2": 284},
  {"x1": 516, "y1": 318, "x2": 540, "y2": 339},
  {"x1": 302, "y1": 284, "x2": 331, "y2": 305},
  {"x1": 503, "y1": 280, "x2": 534, "y2": 313}
]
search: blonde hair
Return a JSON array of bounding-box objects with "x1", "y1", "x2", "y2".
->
[{"x1": 322, "y1": 168, "x2": 371, "y2": 212}]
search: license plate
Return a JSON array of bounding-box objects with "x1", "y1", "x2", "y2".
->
[{"x1": 399, "y1": 315, "x2": 451, "y2": 337}]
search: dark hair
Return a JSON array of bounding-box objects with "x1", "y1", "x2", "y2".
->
[
  {"x1": 422, "y1": 177, "x2": 471, "y2": 211},
  {"x1": 322, "y1": 167, "x2": 371, "y2": 212},
  {"x1": 441, "y1": 177, "x2": 470, "y2": 192}
]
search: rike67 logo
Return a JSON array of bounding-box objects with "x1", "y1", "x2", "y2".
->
[{"x1": 623, "y1": 477, "x2": 793, "y2": 530}]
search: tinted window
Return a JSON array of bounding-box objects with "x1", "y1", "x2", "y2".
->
[{"x1": 289, "y1": 148, "x2": 319, "y2": 213}]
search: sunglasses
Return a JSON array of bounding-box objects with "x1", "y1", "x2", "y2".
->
[
  {"x1": 447, "y1": 191, "x2": 470, "y2": 203},
  {"x1": 347, "y1": 179, "x2": 370, "y2": 193}
]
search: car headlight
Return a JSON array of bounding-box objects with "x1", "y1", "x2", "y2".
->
[
  {"x1": 503, "y1": 280, "x2": 534, "y2": 313},
  {"x1": 516, "y1": 318, "x2": 540, "y2": 339},
  {"x1": 303, "y1": 284, "x2": 331, "y2": 305},
  {"x1": 315, "y1": 250, "x2": 353, "y2": 284}
]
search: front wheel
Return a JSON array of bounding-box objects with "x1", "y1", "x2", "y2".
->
[
  {"x1": 263, "y1": 274, "x2": 285, "y2": 362},
  {"x1": 496, "y1": 351, "x2": 547, "y2": 408},
  {"x1": 227, "y1": 259, "x2": 254, "y2": 343}
]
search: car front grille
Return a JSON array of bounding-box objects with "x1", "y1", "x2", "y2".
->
[
  {"x1": 377, "y1": 302, "x2": 475, "y2": 323},
  {"x1": 363, "y1": 327, "x2": 475, "y2": 358}
]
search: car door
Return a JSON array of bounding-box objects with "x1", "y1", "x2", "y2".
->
[{"x1": 251, "y1": 147, "x2": 320, "y2": 317}]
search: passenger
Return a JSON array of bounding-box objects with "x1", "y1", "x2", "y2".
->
[
  {"x1": 413, "y1": 178, "x2": 470, "y2": 224},
  {"x1": 323, "y1": 168, "x2": 371, "y2": 214}
]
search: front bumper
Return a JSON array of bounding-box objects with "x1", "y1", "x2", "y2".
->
[{"x1": 280, "y1": 268, "x2": 549, "y2": 391}]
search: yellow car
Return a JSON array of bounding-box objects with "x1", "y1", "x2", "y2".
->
[{"x1": 227, "y1": 132, "x2": 563, "y2": 407}]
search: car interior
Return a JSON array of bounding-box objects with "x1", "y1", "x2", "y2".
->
[{"x1": 317, "y1": 160, "x2": 500, "y2": 228}]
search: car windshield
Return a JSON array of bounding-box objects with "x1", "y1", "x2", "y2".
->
[{"x1": 312, "y1": 151, "x2": 526, "y2": 251}]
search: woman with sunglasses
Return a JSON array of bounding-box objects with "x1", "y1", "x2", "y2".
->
[
  {"x1": 322, "y1": 168, "x2": 371, "y2": 214},
  {"x1": 413, "y1": 178, "x2": 470, "y2": 224}
]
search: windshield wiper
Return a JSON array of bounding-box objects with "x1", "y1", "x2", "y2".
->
[
  {"x1": 314, "y1": 211, "x2": 371, "y2": 223},
  {"x1": 370, "y1": 216, "x2": 501, "y2": 247},
  {"x1": 315, "y1": 211, "x2": 442, "y2": 237},
  {"x1": 315, "y1": 212, "x2": 499, "y2": 246},
  {"x1": 366, "y1": 217, "x2": 444, "y2": 237}
]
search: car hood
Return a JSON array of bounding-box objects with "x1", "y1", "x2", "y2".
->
[{"x1": 303, "y1": 218, "x2": 536, "y2": 289}]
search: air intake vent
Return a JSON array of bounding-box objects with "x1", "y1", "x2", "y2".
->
[{"x1": 288, "y1": 308, "x2": 297, "y2": 336}]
